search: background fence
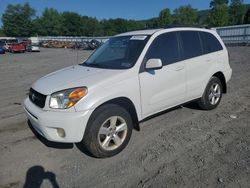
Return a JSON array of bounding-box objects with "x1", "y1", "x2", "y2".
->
[
  {"x1": 4, "y1": 24, "x2": 249, "y2": 46},
  {"x1": 38, "y1": 36, "x2": 110, "y2": 43},
  {"x1": 214, "y1": 24, "x2": 250, "y2": 45}
]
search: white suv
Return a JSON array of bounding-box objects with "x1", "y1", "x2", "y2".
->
[{"x1": 24, "y1": 27, "x2": 232, "y2": 158}]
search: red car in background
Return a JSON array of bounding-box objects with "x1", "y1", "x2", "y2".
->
[{"x1": 9, "y1": 43, "x2": 26, "y2": 53}]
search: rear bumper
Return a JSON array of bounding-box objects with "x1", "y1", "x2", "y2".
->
[{"x1": 23, "y1": 98, "x2": 93, "y2": 143}]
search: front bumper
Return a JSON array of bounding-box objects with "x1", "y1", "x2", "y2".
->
[{"x1": 24, "y1": 97, "x2": 93, "y2": 143}]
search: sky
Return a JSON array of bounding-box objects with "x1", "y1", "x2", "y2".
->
[{"x1": 0, "y1": 0, "x2": 250, "y2": 21}]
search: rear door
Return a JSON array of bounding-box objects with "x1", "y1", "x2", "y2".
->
[
  {"x1": 179, "y1": 31, "x2": 209, "y2": 100},
  {"x1": 179, "y1": 31, "x2": 224, "y2": 100},
  {"x1": 139, "y1": 32, "x2": 186, "y2": 118}
]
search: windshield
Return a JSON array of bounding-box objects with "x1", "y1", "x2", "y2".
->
[{"x1": 82, "y1": 35, "x2": 150, "y2": 69}]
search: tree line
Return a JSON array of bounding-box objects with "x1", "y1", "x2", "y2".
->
[{"x1": 1, "y1": 0, "x2": 250, "y2": 37}]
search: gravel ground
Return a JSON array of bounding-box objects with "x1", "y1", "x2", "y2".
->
[{"x1": 0, "y1": 47, "x2": 249, "y2": 188}]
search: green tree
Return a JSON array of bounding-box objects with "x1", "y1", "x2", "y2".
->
[
  {"x1": 38, "y1": 8, "x2": 62, "y2": 36},
  {"x1": 230, "y1": 0, "x2": 247, "y2": 24},
  {"x1": 197, "y1": 10, "x2": 210, "y2": 25},
  {"x1": 82, "y1": 16, "x2": 102, "y2": 36},
  {"x1": 31, "y1": 17, "x2": 43, "y2": 36},
  {"x1": 244, "y1": 8, "x2": 250, "y2": 23},
  {"x1": 126, "y1": 20, "x2": 146, "y2": 31},
  {"x1": 2, "y1": 3, "x2": 35, "y2": 37},
  {"x1": 158, "y1": 8, "x2": 172, "y2": 27},
  {"x1": 210, "y1": 0, "x2": 229, "y2": 7},
  {"x1": 100, "y1": 18, "x2": 146, "y2": 36},
  {"x1": 173, "y1": 5, "x2": 198, "y2": 25},
  {"x1": 111, "y1": 19, "x2": 128, "y2": 33},
  {"x1": 145, "y1": 18, "x2": 159, "y2": 28},
  {"x1": 0, "y1": 28, "x2": 5, "y2": 37},
  {"x1": 101, "y1": 19, "x2": 115, "y2": 36},
  {"x1": 61, "y1": 12, "x2": 82, "y2": 36},
  {"x1": 208, "y1": 0, "x2": 230, "y2": 27},
  {"x1": 101, "y1": 19, "x2": 127, "y2": 36}
]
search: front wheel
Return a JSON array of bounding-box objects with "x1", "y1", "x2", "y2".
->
[
  {"x1": 198, "y1": 77, "x2": 223, "y2": 110},
  {"x1": 82, "y1": 104, "x2": 133, "y2": 158}
]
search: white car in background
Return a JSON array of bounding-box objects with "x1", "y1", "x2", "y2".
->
[
  {"x1": 24, "y1": 27, "x2": 232, "y2": 158},
  {"x1": 27, "y1": 44, "x2": 40, "y2": 52},
  {"x1": 29, "y1": 37, "x2": 40, "y2": 52}
]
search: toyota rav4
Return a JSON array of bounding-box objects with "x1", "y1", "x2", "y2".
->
[{"x1": 24, "y1": 27, "x2": 232, "y2": 158}]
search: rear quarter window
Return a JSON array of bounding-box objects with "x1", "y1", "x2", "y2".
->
[{"x1": 199, "y1": 31, "x2": 223, "y2": 54}]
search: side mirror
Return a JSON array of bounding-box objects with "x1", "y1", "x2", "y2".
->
[{"x1": 145, "y1": 59, "x2": 163, "y2": 70}]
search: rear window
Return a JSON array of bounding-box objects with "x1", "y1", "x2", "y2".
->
[
  {"x1": 199, "y1": 32, "x2": 223, "y2": 54},
  {"x1": 179, "y1": 31, "x2": 203, "y2": 60}
]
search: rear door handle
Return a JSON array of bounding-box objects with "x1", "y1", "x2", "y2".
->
[{"x1": 175, "y1": 66, "x2": 184, "y2": 71}]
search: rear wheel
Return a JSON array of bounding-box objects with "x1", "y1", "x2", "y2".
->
[
  {"x1": 82, "y1": 104, "x2": 133, "y2": 158},
  {"x1": 198, "y1": 77, "x2": 223, "y2": 110}
]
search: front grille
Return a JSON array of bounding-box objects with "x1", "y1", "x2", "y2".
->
[{"x1": 29, "y1": 88, "x2": 46, "y2": 108}]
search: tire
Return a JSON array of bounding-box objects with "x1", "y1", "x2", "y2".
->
[
  {"x1": 82, "y1": 104, "x2": 133, "y2": 158},
  {"x1": 198, "y1": 76, "x2": 223, "y2": 110}
]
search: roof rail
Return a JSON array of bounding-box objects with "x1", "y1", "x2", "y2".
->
[{"x1": 164, "y1": 24, "x2": 210, "y2": 29}]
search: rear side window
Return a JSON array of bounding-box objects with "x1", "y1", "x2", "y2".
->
[
  {"x1": 146, "y1": 32, "x2": 180, "y2": 66},
  {"x1": 200, "y1": 32, "x2": 223, "y2": 54},
  {"x1": 179, "y1": 31, "x2": 203, "y2": 60}
]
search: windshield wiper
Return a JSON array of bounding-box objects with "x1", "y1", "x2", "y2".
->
[{"x1": 81, "y1": 63, "x2": 105, "y2": 68}]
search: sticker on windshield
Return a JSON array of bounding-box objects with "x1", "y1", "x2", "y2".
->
[{"x1": 130, "y1": 36, "x2": 147, "y2": 40}]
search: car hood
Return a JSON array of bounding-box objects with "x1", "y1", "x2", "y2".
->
[{"x1": 32, "y1": 65, "x2": 124, "y2": 95}]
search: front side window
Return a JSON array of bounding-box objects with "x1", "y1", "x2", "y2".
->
[
  {"x1": 145, "y1": 32, "x2": 180, "y2": 66},
  {"x1": 179, "y1": 31, "x2": 203, "y2": 60},
  {"x1": 82, "y1": 35, "x2": 149, "y2": 69}
]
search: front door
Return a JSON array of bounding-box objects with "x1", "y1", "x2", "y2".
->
[{"x1": 139, "y1": 32, "x2": 186, "y2": 118}]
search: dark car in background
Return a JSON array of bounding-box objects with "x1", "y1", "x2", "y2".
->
[{"x1": 0, "y1": 41, "x2": 6, "y2": 54}]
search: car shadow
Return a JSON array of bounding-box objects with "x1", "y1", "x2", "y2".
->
[
  {"x1": 23, "y1": 166, "x2": 59, "y2": 188},
  {"x1": 140, "y1": 100, "x2": 202, "y2": 123},
  {"x1": 28, "y1": 120, "x2": 73, "y2": 149},
  {"x1": 75, "y1": 143, "x2": 96, "y2": 158},
  {"x1": 140, "y1": 105, "x2": 182, "y2": 123},
  {"x1": 183, "y1": 101, "x2": 202, "y2": 110}
]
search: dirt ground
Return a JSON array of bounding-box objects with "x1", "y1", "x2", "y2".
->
[{"x1": 0, "y1": 47, "x2": 249, "y2": 188}]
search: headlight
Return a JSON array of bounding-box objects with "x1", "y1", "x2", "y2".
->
[{"x1": 49, "y1": 87, "x2": 87, "y2": 109}]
